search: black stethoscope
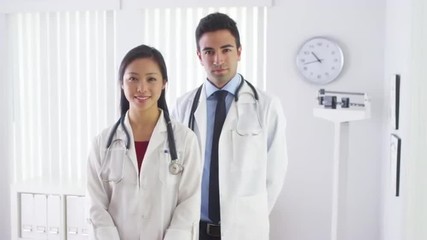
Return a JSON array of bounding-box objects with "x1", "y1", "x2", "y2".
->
[
  {"x1": 188, "y1": 74, "x2": 259, "y2": 130},
  {"x1": 105, "y1": 111, "x2": 183, "y2": 176}
]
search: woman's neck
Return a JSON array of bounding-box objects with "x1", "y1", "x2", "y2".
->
[{"x1": 128, "y1": 107, "x2": 161, "y2": 141}]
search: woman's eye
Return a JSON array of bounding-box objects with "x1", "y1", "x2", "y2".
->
[{"x1": 148, "y1": 77, "x2": 157, "y2": 82}]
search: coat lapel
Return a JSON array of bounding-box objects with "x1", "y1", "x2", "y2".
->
[
  {"x1": 120, "y1": 113, "x2": 138, "y2": 173},
  {"x1": 121, "y1": 110, "x2": 167, "y2": 174},
  {"x1": 193, "y1": 86, "x2": 207, "y2": 154},
  {"x1": 144, "y1": 110, "x2": 167, "y2": 162}
]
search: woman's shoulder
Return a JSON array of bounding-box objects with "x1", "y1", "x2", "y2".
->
[{"x1": 90, "y1": 121, "x2": 121, "y2": 146}]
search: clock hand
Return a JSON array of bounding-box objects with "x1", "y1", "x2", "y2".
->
[
  {"x1": 304, "y1": 59, "x2": 324, "y2": 65},
  {"x1": 311, "y1": 52, "x2": 322, "y2": 63}
]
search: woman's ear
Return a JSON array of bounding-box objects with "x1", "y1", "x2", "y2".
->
[{"x1": 162, "y1": 80, "x2": 167, "y2": 89}]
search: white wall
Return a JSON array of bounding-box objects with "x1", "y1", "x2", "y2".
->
[
  {"x1": 0, "y1": 13, "x2": 12, "y2": 240},
  {"x1": 266, "y1": 1, "x2": 386, "y2": 240}
]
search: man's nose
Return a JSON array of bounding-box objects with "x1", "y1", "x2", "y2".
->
[{"x1": 213, "y1": 52, "x2": 224, "y2": 66}]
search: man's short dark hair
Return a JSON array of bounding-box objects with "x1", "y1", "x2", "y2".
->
[{"x1": 195, "y1": 12, "x2": 241, "y2": 51}]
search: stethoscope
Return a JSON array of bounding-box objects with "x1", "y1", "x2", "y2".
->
[
  {"x1": 188, "y1": 74, "x2": 259, "y2": 130},
  {"x1": 104, "y1": 111, "x2": 183, "y2": 179}
]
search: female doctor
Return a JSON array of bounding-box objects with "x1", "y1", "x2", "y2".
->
[{"x1": 87, "y1": 45, "x2": 201, "y2": 240}]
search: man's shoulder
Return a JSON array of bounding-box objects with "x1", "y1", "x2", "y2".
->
[
  {"x1": 170, "y1": 118, "x2": 197, "y2": 142},
  {"x1": 176, "y1": 86, "x2": 202, "y2": 103},
  {"x1": 171, "y1": 86, "x2": 203, "y2": 122},
  {"x1": 247, "y1": 84, "x2": 279, "y2": 104}
]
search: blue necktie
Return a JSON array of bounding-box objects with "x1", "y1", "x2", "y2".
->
[{"x1": 209, "y1": 90, "x2": 227, "y2": 223}]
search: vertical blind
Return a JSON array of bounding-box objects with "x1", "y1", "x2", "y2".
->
[
  {"x1": 8, "y1": 7, "x2": 267, "y2": 186},
  {"x1": 9, "y1": 11, "x2": 117, "y2": 185}
]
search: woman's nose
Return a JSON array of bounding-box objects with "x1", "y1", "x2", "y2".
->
[{"x1": 137, "y1": 81, "x2": 148, "y2": 92}]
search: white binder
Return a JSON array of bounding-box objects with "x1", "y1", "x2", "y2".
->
[
  {"x1": 47, "y1": 195, "x2": 61, "y2": 240},
  {"x1": 33, "y1": 194, "x2": 48, "y2": 239},
  {"x1": 20, "y1": 193, "x2": 34, "y2": 238}
]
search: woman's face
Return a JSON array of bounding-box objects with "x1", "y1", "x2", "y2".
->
[{"x1": 122, "y1": 58, "x2": 166, "y2": 114}]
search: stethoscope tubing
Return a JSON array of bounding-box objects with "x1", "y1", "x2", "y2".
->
[
  {"x1": 106, "y1": 113, "x2": 177, "y2": 160},
  {"x1": 103, "y1": 111, "x2": 181, "y2": 178},
  {"x1": 188, "y1": 74, "x2": 259, "y2": 130}
]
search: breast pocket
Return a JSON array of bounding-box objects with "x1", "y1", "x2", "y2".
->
[
  {"x1": 99, "y1": 147, "x2": 127, "y2": 183},
  {"x1": 231, "y1": 131, "x2": 267, "y2": 172},
  {"x1": 158, "y1": 149, "x2": 183, "y2": 186},
  {"x1": 235, "y1": 102, "x2": 262, "y2": 135},
  {"x1": 231, "y1": 102, "x2": 267, "y2": 171}
]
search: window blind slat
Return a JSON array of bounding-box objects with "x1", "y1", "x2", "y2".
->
[
  {"x1": 9, "y1": 7, "x2": 265, "y2": 186},
  {"x1": 10, "y1": 10, "x2": 117, "y2": 184}
]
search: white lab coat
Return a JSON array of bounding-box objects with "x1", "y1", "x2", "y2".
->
[
  {"x1": 87, "y1": 110, "x2": 201, "y2": 240},
  {"x1": 172, "y1": 81, "x2": 288, "y2": 240}
]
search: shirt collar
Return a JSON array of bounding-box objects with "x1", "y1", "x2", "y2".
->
[{"x1": 205, "y1": 74, "x2": 242, "y2": 98}]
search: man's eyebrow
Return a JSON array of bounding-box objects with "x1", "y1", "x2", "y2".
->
[
  {"x1": 201, "y1": 44, "x2": 235, "y2": 52},
  {"x1": 201, "y1": 47, "x2": 214, "y2": 52}
]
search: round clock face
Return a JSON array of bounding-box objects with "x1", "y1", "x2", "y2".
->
[{"x1": 296, "y1": 37, "x2": 344, "y2": 85}]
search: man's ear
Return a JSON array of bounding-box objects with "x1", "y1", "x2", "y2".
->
[
  {"x1": 237, "y1": 46, "x2": 242, "y2": 61},
  {"x1": 197, "y1": 51, "x2": 203, "y2": 65}
]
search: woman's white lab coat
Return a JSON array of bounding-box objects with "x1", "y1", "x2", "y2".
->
[
  {"x1": 87, "y1": 110, "x2": 201, "y2": 240},
  {"x1": 172, "y1": 81, "x2": 288, "y2": 240}
]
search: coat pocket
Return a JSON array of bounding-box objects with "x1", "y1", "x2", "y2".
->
[
  {"x1": 233, "y1": 193, "x2": 269, "y2": 240},
  {"x1": 158, "y1": 149, "x2": 183, "y2": 185}
]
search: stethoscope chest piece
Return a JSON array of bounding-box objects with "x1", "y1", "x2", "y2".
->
[{"x1": 169, "y1": 162, "x2": 183, "y2": 175}]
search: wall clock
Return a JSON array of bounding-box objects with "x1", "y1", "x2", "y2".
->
[{"x1": 295, "y1": 37, "x2": 344, "y2": 85}]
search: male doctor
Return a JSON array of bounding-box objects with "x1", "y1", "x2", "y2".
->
[{"x1": 172, "y1": 12, "x2": 288, "y2": 240}]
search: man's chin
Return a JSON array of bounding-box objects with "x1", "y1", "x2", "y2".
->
[{"x1": 208, "y1": 75, "x2": 232, "y2": 87}]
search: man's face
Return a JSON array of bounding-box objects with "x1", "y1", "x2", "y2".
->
[{"x1": 197, "y1": 29, "x2": 241, "y2": 88}]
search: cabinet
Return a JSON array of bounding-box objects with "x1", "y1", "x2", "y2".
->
[
  {"x1": 12, "y1": 182, "x2": 90, "y2": 240},
  {"x1": 19, "y1": 193, "x2": 60, "y2": 240}
]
